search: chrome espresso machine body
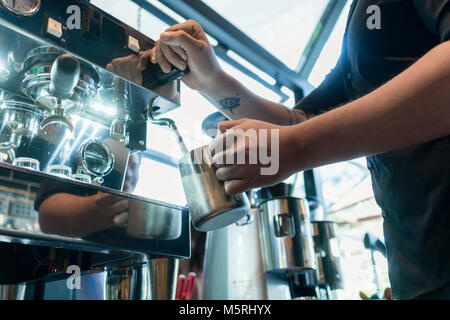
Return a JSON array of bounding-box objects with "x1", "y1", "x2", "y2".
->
[{"x1": 0, "y1": 0, "x2": 190, "y2": 299}]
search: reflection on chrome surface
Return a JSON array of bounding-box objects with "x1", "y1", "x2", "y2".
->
[
  {"x1": 0, "y1": 19, "x2": 180, "y2": 194},
  {"x1": 0, "y1": 8, "x2": 191, "y2": 301},
  {"x1": 0, "y1": 4, "x2": 186, "y2": 242}
]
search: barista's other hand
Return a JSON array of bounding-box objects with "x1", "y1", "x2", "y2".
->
[
  {"x1": 208, "y1": 119, "x2": 299, "y2": 195},
  {"x1": 138, "y1": 20, "x2": 224, "y2": 92},
  {"x1": 107, "y1": 55, "x2": 142, "y2": 85},
  {"x1": 93, "y1": 192, "x2": 129, "y2": 227}
]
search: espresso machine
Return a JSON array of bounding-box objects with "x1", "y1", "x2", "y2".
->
[{"x1": 0, "y1": 0, "x2": 191, "y2": 300}]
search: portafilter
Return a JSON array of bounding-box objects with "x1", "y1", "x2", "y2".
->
[
  {"x1": 38, "y1": 53, "x2": 80, "y2": 132},
  {"x1": 21, "y1": 47, "x2": 99, "y2": 133}
]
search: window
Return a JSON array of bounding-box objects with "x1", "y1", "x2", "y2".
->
[
  {"x1": 203, "y1": 0, "x2": 330, "y2": 69},
  {"x1": 133, "y1": 157, "x2": 186, "y2": 206},
  {"x1": 308, "y1": 0, "x2": 352, "y2": 86}
]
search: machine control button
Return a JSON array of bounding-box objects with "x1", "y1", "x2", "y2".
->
[
  {"x1": 46, "y1": 17, "x2": 63, "y2": 39},
  {"x1": 128, "y1": 35, "x2": 140, "y2": 53}
]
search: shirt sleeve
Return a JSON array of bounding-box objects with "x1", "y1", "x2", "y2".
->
[
  {"x1": 294, "y1": 56, "x2": 351, "y2": 115},
  {"x1": 413, "y1": 0, "x2": 450, "y2": 42}
]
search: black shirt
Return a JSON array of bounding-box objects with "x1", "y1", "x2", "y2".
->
[{"x1": 295, "y1": 0, "x2": 450, "y2": 299}]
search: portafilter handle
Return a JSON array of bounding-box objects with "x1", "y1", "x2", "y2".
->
[
  {"x1": 142, "y1": 62, "x2": 189, "y2": 89},
  {"x1": 50, "y1": 54, "x2": 81, "y2": 100}
]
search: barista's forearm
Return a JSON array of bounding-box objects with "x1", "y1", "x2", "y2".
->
[
  {"x1": 290, "y1": 41, "x2": 450, "y2": 171},
  {"x1": 199, "y1": 71, "x2": 309, "y2": 125}
]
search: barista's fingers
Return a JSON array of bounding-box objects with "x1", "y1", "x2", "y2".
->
[
  {"x1": 138, "y1": 49, "x2": 156, "y2": 67},
  {"x1": 157, "y1": 36, "x2": 187, "y2": 62},
  {"x1": 110, "y1": 199, "x2": 129, "y2": 215},
  {"x1": 218, "y1": 119, "x2": 247, "y2": 133},
  {"x1": 212, "y1": 139, "x2": 251, "y2": 168},
  {"x1": 208, "y1": 133, "x2": 224, "y2": 158},
  {"x1": 113, "y1": 212, "x2": 128, "y2": 227},
  {"x1": 170, "y1": 46, "x2": 188, "y2": 62},
  {"x1": 149, "y1": 48, "x2": 157, "y2": 64},
  {"x1": 155, "y1": 40, "x2": 172, "y2": 73},
  {"x1": 160, "y1": 43, "x2": 187, "y2": 71},
  {"x1": 137, "y1": 50, "x2": 151, "y2": 71},
  {"x1": 224, "y1": 180, "x2": 250, "y2": 195},
  {"x1": 160, "y1": 30, "x2": 203, "y2": 55},
  {"x1": 216, "y1": 166, "x2": 246, "y2": 181},
  {"x1": 211, "y1": 151, "x2": 229, "y2": 168},
  {"x1": 209, "y1": 129, "x2": 240, "y2": 158}
]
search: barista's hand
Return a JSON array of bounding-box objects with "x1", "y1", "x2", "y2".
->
[
  {"x1": 93, "y1": 192, "x2": 129, "y2": 227},
  {"x1": 137, "y1": 20, "x2": 225, "y2": 92},
  {"x1": 107, "y1": 55, "x2": 142, "y2": 85},
  {"x1": 208, "y1": 119, "x2": 299, "y2": 195}
]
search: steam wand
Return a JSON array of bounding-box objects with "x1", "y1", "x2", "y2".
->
[{"x1": 147, "y1": 99, "x2": 189, "y2": 155}]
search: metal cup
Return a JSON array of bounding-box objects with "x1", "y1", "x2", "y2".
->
[
  {"x1": 178, "y1": 145, "x2": 250, "y2": 232},
  {"x1": 148, "y1": 258, "x2": 179, "y2": 300},
  {"x1": 0, "y1": 284, "x2": 26, "y2": 300},
  {"x1": 126, "y1": 199, "x2": 182, "y2": 240},
  {"x1": 104, "y1": 258, "x2": 150, "y2": 300},
  {"x1": 104, "y1": 257, "x2": 179, "y2": 300},
  {"x1": 258, "y1": 197, "x2": 316, "y2": 274}
]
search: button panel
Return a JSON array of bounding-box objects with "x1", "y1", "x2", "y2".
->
[
  {"x1": 127, "y1": 35, "x2": 140, "y2": 53},
  {"x1": 46, "y1": 17, "x2": 63, "y2": 39}
]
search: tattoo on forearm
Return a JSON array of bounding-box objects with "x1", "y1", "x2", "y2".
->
[{"x1": 218, "y1": 94, "x2": 241, "y2": 114}]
